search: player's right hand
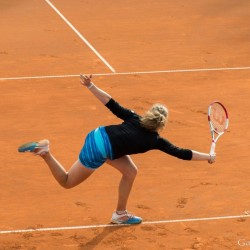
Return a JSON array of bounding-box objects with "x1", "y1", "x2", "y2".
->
[{"x1": 80, "y1": 74, "x2": 92, "y2": 87}]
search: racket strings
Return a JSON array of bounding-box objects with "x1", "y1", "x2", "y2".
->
[{"x1": 210, "y1": 104, "x2": 227, "y2": 133}]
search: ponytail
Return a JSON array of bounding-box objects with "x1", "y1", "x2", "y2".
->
[{"x1": 140, "y1": 104, "x2": 168, "y2": 132}]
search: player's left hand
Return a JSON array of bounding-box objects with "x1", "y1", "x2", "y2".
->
[{"x1": 208, "y1": 153, "x2": 216, "y2": 164}]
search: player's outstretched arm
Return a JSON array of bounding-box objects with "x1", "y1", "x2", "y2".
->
[
  {"x1": 191, "y1": 150, "x2": 216, "y2": 164},
  {"x1": 80, "y1": 74, "x2": 111, "y2": 105}
]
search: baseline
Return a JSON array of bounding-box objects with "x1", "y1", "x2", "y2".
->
[
  {"x1": 0, "y1": 213, "x2": 249, "y2": 235},
  {"x1": 1, "y1": 66, "x2": 250, "y2": 81}
]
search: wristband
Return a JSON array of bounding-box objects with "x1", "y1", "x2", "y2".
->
[{"x1": 87, "y1": 83, "x2": 94, "y2": 89}]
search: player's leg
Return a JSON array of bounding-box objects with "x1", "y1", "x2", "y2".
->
[
  {"x1": 106, "y1": 155, "x2": 142, "y2": 224},
  {"x1": 106, "y1": 155, "x2": 137, "y2": 211},
  {"x1": 41, "y1": 153, "x2": 94, "y2": 189},
  {"x1": 18, "y1": 139, "x2": 94, "y2": 188}
]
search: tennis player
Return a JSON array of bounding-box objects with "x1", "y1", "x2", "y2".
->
[{"x1": 18, "y1": 74, "x2": 215, "y2": 225}]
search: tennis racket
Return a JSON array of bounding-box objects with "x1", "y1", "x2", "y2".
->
[{"x1": 208, "y1": 101, "x2": 229, "y2": 155}]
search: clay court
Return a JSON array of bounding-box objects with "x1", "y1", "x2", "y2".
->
[{"x1": 0, "y1": 0, "x2": 250, "y2": 249}]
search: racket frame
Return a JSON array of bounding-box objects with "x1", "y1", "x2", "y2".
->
[{"x1": 208, "y1": 101, "x2": 229, "y2": 155}]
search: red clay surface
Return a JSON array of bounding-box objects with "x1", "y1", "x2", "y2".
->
[{"x1": 0, "y1": 0, "x2": 249, "y2": 249}]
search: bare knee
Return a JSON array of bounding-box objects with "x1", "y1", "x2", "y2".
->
[
  {"x1": 57, "y1": 174, "x2": 72, "y2": 189},
  {"x1": 124, "y1": 166, "x2": 138, "y2": 180},
  {"x1": 61, "y1": 177, "x2": 80, "y2": 189},
  {"x1": 61, "y1": 181, "x2": 77, "y2": 189},
  {"x1": 62, "y1": 182, "x2": 73, "y2": 189},
  {"x1": 60, "y1": 167, "x2": 93, "y2": 189}
]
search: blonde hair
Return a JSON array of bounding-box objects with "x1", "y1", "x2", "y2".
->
[{"x1": 140, "y1": 104, "x2": 168, "y2": 132}]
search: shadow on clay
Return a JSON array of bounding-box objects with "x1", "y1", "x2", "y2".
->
[{"x1": 78, "y1": 224, "x2": 128, "y2": 249}]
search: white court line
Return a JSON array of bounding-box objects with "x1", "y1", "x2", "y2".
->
[
  {"x1": 0, "y1": 214, "x2": 249, "y2": 235},
  {"x1": 44, "y1": 0, "x2": 115, "y2": 73},
  {"x1": 0, "y1": 66, "x2": 250, "y2": 81}
]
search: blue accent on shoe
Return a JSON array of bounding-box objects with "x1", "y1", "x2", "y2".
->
[
  {"x1": 122, "y1": 216, "x2": 142, "y2": 225},
  {"x1": 18, "y1": 142, "x2": 38, "y2": 152}
]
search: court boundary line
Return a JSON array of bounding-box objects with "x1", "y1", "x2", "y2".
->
[
  {"x1": 44, "y1": 0, "x2": 115, "y2": 73},
  {"x1": 1, "y1": 66, "x2": 250, "y2": 81},
  {"x1": 0, "y1": 213, "x2": 249, "y2": 235}
]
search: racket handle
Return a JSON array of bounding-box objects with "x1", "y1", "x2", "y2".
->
[{"x1": 210, "y1": 141, "x2": 216, "y2": 155}]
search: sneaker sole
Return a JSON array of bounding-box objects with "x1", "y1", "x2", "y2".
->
[
  {"x1": 18, "y1": 142, "x2": 38, "y2": 152},
  {"x1": 111, "y1": 218, "x2": 142, "y2": 225}
]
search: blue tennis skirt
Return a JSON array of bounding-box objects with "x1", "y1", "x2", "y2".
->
[{"x1": 79, "y1": 126, "x2": 113, "y2": 169}]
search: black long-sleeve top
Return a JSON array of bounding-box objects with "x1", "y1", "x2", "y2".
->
[{"x1": 104, "y1": 98, "x2": 192, "y2": 160}]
